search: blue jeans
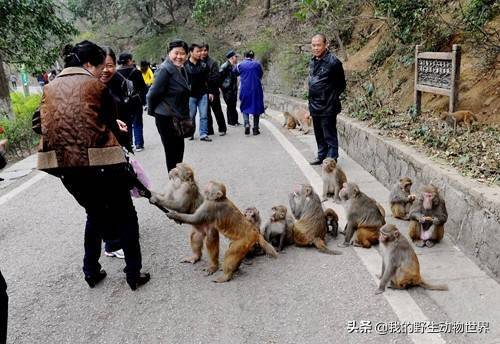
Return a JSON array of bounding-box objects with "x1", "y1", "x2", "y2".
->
[
  {"x1": 189, "y1": 94, "x2": 209, "y2": 138},
  {"x1": 133, "y1": 110, "x2": 144, "y2": 148},
  {"x1": 243, "y1": 113, "x2": 260, "y2": 129}
]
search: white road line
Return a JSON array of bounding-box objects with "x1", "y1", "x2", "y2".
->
[
  {"x1": 0, "y1": 172, "x2": 47, "y2": 206},
  {"x1": 262, "y1": 118, "x2": 445, "y2": 344}
]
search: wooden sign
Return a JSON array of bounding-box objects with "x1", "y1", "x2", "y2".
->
[{"x1": 414, "y1": 44, "x2": 461, "y2": 115}]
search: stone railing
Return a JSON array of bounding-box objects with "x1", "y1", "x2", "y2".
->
[{"x1": 265, "y1": 92, "x2": 500, "y2": 280}]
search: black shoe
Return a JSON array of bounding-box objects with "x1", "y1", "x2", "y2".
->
[
  {"x1": 126, "y1": 273, "x2": 151, "y2": 291},
  {"x1": 253, "y1": 129, "x2": 260, "y2": 135},
  {"x1": 189, "y1": 136, "x2": 194, "y2": 141},
  {"x1": 208, "y1": 132, "x2": 214, "y2": 136},
  {"x1": 200, "y1": 136, "x2": 212, "y2": 142},
  {"x1": 85, "y1": 270, "x2": 107, "y2": 288},
  {"x1": 309, "y1": 158, "x2": 324, "y2": 165},
  {"x1": 244, "y1": 127, "x2": 250, "y2": 135}
]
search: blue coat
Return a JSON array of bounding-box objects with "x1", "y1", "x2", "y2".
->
[{"x1": 237, "y1": 58, "x2": 264, "y2": 115}]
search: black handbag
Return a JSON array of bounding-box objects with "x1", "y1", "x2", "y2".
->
[{"x1": 171, "y1": 115, "x2": 195, "y2": 138}]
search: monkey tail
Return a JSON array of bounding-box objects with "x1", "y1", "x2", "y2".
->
[
  {"x1": 418, "y1": 279, "x2": 448, "y2": 291},
  {"x1": 313, "y1": 238, "x2": 342, "y2": 255},
  {"x1": 258, "y1": 234, "x2": 278, "y2": 258}
]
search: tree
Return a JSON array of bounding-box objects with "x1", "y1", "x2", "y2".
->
[{"x1": 0, "y1": 0, "x2": 76, "y2": 117}]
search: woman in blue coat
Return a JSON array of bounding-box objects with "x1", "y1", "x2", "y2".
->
[{"x1": 236, "y1": 50, "x2": 264, "y2": 135}]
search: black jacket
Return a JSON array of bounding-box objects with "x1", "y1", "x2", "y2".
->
[
  {"x1": 205, "y1": 57, "x2": 221, "y2": 95},
  {"x1": 308, "y1": 51, "x2": 346, "y2": 116},
  {"x1": 184, "y1": 59, "x2": 209, "y2": 98},
  {"x1": 219, "y1": 61, "x2": 238, "y2": 96},
  {"x1": 117, "y1": 66, "x2": 147, "y2": 111},
  {"x1": 147, "y1": 59, "x2": 191, "y2": 118}
]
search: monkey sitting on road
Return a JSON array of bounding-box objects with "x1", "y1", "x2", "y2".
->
[
  {"x1": 166, "y1": 181, "x2": 278, "y2": 283},
  {"x1": 321, "y1": 158, "x2": 347, "y2": 203},
  {"x1": 376, "y1": 224, "x2": 448, "y2": 294},
  {"x1": 263, "y1": 205, "x2": 295, "y2": 252},
  {"x1": 289, "y1": 184, "x2": 342, "y2": 255},
  {"x1": 408, "y1": 185, "x2": 448, "y2": 248},
  {"x1": 324, "y1": 208, "x2": 339, "y2": 238},
  {"x1": 150, "y1": 163, "x2": 220, "y2": 274},
  {"x1": 440, "y1": 110, "x2": 478, "y2": 132},
  {"x1": 339, "y1": 183, "x2": 385, "y2": 248},
  {"x1": 389, "y1": 177, "x2": 415, "y2": 220},
  {"x1": 243, "y1": 207, "x2": 265, "y2": 261},
  {"x1": 282, "y1": 112, "x2": 297, "y2": 129},
  {"x1": 282, "y1": 107, "x2": 312, "y2": 134}
]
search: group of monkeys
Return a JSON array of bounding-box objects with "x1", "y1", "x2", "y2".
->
[{"x1": 149, "y1": 159, "x2": 448, "y2": 294}]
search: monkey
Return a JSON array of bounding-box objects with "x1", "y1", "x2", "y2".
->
[
  {"x1": 263, "y1": 205, "x2": 295, "y2": 251},
  {"x1": 243, "y1": 207, "x2": 265, "y2": 261},
  {"x1": 375, "y1": 224, "x2": 448, "y2": 294},
  {"x1": 282, "y1": 111, "x2": 298, "y2": 129},
  {"x1": 408, "y1": 184, "x2": 447, "y2": 248},
  {"x1": 389, "y1": 177, "x2": 415, "y2": 220},
  {"x1": 321, "y1": 158, "x2": 347, "y2": 202},
  {"x1": 289, "y1": 184, "x2": 342, "y2": 255},
  {"x1": 338, "y1": 183, "x2": 385, "y2": 248},
  {"x1": 440, "y1": 110, "x2": 478, "y2": 132},
  {"x1": 324, "y1": 208, "x2": 339, "y2": 238},
  {"x1": 166, "y1": 181, "x2": 278, "y2": 283},
  {"x1": 149, "y1": 163, "x2": 219, "y2": 274}
]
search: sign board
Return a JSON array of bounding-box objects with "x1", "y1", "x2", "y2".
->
[{"x1": 414, "y1": 44, "x2": 461, "y2": 114}]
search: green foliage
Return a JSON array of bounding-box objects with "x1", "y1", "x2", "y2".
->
[
  {"x1": 409, "y1": 123, "x2": 449, "y2": 149},
  {"x1": 0, "y1": 0, "x2": 76, "y2": 73},
  {"x1": 192, "y1": 0, "x2": 239, "y2": 26},
  {"x1": 274, "y1": 47, "x2": 310, "y2": 97},
  {"x1": 0, "y1": 93, "x2": 41, "y2": 158},
  {"x1": 368, "y1": 40, "x2": 395, "y2": 67},
  {"x1": 462, "y1": 0, "x2": 497, "y2": 29}
]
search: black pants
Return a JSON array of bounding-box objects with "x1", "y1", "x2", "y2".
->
[
  {"x1": 207, "y1": 93, "x2": 227, "y2": 134},
  {"x1": 222, "y1": 92, "x2": 239, "y2": 125},
  {"x1": 0, "y1": 270, "x2": 7, "y2": 344},
  {"x1": 155, "y1": 115, "x2": 185, "y2": 172},
  {"x1": 312, "y1": 115, "x2": 339, "y2": 159},
  {"x1": 61, "y1": 169, "x2": 142, "y2": 279}
]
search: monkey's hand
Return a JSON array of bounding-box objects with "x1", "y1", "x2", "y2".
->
[
  {"x1": 419, "y1": 216, "x2": 432, "y2": 224},
  {"x1": 408, "y1": 194, "x2": 416, "y2": 202},
  {"x1": 375, "y1": 288, "x2": 385, "y2": 295},
  {"x1": 166, "y1": 212, "x2": 184, "y2": 225},
  {"x1": 149, "y1": 192, "x2": 160, "y2": 205}
]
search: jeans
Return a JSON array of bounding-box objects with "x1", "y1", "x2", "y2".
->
[
  {"x1": 133, "y1": 110, "x2": 144, "y2": 148},
  {"x1": 312, "y1": 115, "x2": 339, "y2": 159},
  {"x1": 189, "y1": 94, "x2": 209, "y2": 138},
  {"x1": 243, "y1": 113, "x2": 260, "y2": 130},
  {"x1": 61, "y1": 169, "x2": 142, "y2": 279}
]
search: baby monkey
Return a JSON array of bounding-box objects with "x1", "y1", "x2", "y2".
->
[
  {"x1": 376, "y1": 224, "x2": 448, "y2": 294},
  {"x1": 389, "y1": 177, "x2": 415, "y2": 220},
  {"x1": 321, "y1": 158, "x2": 347, "y2": 202},
  {"x1": 324, "y1": 208, "x2": 339, "y2": 238},
  {"x1": 263, "y1": 205, "x2": 294, "y2": 252}
]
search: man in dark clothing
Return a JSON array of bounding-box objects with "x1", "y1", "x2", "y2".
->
[
  {"x1": 185, "y1": 43, "x2": 211, "y2": 142},
  {"x1": 201, "y1": 44, "x2": 227, "y2": 136},
  {"x1": 1, "y1": 138, "x2": 8, "y2": 344},
  {"x1": 219, "y1": 50, "x2": 240, "y2": 126},
  {"x1": 117, "y1": 52, "x2": 148, "y2": 151},
  {"x1": 308, "y1": 34, "x2": 346, "y2": 165}
]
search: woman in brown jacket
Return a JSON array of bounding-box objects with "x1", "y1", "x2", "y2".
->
[{"x1": 38, "y1": 40, "x2": 150, "y2": 290}]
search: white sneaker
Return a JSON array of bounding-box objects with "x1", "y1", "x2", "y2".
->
[{"x1": 104, "y1": 249, "x2": 125, "y2": 259}]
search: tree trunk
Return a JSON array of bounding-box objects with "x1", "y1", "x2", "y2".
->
[
  {"x1": 263, "y1": 0, "x2": 271, "y2": 17},
  {"x1": 0, "y1": 56, "x2": 12, "y2": 118},
  {"x1": 333, "y1": 29, "x2": 348, "y2": 62}
]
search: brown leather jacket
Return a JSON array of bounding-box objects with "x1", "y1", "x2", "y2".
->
[{"x1": 37, "y1": 67, "x2": 126, "y2": 172}]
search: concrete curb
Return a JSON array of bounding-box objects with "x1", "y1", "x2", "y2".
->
[{"x1": 264, "y1": 92, "x2": 500, "y2": 281}]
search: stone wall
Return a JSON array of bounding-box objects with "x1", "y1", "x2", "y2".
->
[{"x1": 265, "y1": 92, "x2": 500, "y2": 280}]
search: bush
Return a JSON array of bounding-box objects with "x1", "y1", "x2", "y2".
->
[{"x1": 0, "y1": 92, "x2": 41, "y2": 159}]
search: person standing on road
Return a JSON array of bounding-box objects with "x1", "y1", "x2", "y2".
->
[
  {"x1": 0, "y1": 138, "x2": 8, "y2": 344},
  {"x1": 37, "y1": 40, "x2": 150, "y2": 291},
  {"x1": 308, "y1": 33, "x2": 346, "y2": 165},
  {"x1": 185, "y1": 43, "x2": 211, "y2": 142},
  {"x1": 117, "y1": 52, "x2": 148, "y2": 151},
  {"x1": 147, "y1": 40, "x2": 191, "y2": 172},
  {"x1": 219, "y1": 50, "x2": 241, "y2": 126},
  {"x1": 201, "y1": 43, "x2": 227, "y2": 136},
  {"x1": 236, "y1": 50, "x2": 264, "y2": 136}
]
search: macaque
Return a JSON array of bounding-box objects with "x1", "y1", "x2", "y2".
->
[
  {"x1": 263, "y1": 205, "x2": 295, "y2": 251},
  {"x1": 150, "y1": 163, "x2": 219, "y2": 274},
  {"x1": 339, "y1": 183, "x2": 385, "y2": 248},
  {"x1": 166, "y1": 181, "x2": 278, "y2": 283},
  {"x1": 282, "y1": 107, "x2": 312, "y2": 134},
  {"x1": 244, "y1": 207, "x2": 265, "y2": 260},
  {"x1": 389, "y1": 177, "x2": 415, "y2": 220},
  {"x1": 282, "y1": 112, "x2": 297, "y2": 129},
  {"x1": 440, "y1": 110, "x2": 478, "y2": 132},
  {"x1": 324, "y1": 208, "x2": 339, "y2": 238},
  {"x1": 376, "y1": 224, "x2": 448, "y2": 294},
  {"x1": 408, "y1": 185, "x2": 447, "y2": 248},
  {"x1": 289, "y1": 184, "x2": 342, "y2": 255},
  {"x1": 321, "y1": 158, "x2": 347, "y2": 202}
]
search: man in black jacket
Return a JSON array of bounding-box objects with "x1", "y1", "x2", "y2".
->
[
  {"x1": 219, "y1": 50, "x2": 240, "y2": 126},
  {"x1": 0, "y1": 138, "x2": 8, "y2": 344},
  {"x1": 308, "y1": 34, "x2": 346, "y2": 165},
  {"x1": 201, "y1": 44, "x2": 227, "y2": 136},
  {"x1": 117, "y1": 52, "x2": 148, "y2": 151}
]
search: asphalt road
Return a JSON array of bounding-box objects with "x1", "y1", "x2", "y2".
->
[{"x1": 0, "y1": 110, "x2": 497, "y2": 344}]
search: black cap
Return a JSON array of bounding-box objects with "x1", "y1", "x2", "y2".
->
[
  {"x1": 118, "y1": 52, "x2": 132, "y2": 65},
  {"x1": 244, "y1": 50, "x2": 255, "y2": 59},
  {"x1": 226, "y1": 49, "x2": 237, "y2": 59}
]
